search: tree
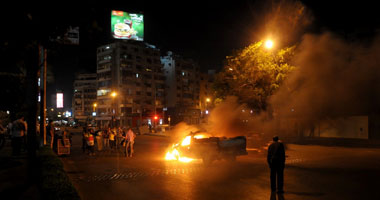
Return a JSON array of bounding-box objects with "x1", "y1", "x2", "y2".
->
[{"x1": 213, "y1": 41, "x2": 296, "y2": 112}]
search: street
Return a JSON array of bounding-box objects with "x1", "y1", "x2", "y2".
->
[{"x1": 62, "y1": 134, "x2": 380, "y2": 200}]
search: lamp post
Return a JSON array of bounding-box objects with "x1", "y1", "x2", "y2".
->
[
  {"x1": 205, "y1": 97, "x2": 211, "y2": 115},
  {"x1": 111, "y1": 92, "x2": 117, "y2": 128},
  {"x1": 93, "y1": 103, "x2": 97, "y2": 126}
]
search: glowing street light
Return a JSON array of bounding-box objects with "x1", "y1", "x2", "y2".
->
[
  {"x1": 206, "y1": 98, "x2": 211, "y2": 103},
  {"x1": 93, "y1": 103, "x2": 97, "y2": 112},
  {"x1": 111, "y1": 92, "x2": 117, "y2": 98},
  {"x1": 265, "y1": 39, "x2": 274, "y2": 49}
]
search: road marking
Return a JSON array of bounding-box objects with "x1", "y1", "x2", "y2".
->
[{"x1": 73, "y1": 166, "x2": 204, "y2": 183}]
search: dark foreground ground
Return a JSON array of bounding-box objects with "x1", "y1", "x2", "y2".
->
[{"x1": 60, "y1": 134, "x2": 380, "y2": 200}]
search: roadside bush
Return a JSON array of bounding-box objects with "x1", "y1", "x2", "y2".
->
[{"x1": 38, "y1": 146, "x2": 80, "y2": 200}]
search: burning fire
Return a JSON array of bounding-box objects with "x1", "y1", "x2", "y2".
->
[{"x1": 165, "y1": 134, "x2": 208, "y2": 163}]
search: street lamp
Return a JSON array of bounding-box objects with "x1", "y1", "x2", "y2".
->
[
  {"x1": 111, "y1": 91, "x2": 117, "y2": 128},
  {"x1": 265, "y1": 39, "x2": 274, "y2": 49},
  {"x1": 205, "y1": 97, "x2": 211, "y2": 116},
  {"x1": 93, "y1": 103, "x2": 97, "y2": 111}
]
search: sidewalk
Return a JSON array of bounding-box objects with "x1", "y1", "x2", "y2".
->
[{"x1": 0, "y1": 140, "x2": 40, "y2": 200}]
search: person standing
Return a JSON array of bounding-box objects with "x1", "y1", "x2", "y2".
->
[
  {"x1": 85, "y1": 129, "x2": 95, "y2": 156},
  {"x1": 47, "y1": 120, "x2": 55, "y2": 149},
  {"x1": 11, "y1": 117, "x2": 26, "y2": 155},
  {"x1": 96, "y1": 129, "x2": 103, "y2": 151},
  {"x1": 81, "y1": 127, "x2": 87, "y2": 153},
  {"x1": 109, "y1": 129, "x2": 115, "y2": 150},
  {"x1": 125, "y1": 128, "x2": 136, "y2": 157},
  {"x1": 103, "y1": 128, "x2": 110, "y2": 149},
  {"x1": 267, "y1": 136, "x2": 286, "y2": 194}
]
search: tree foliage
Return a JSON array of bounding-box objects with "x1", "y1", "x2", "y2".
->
[{"x1": 213, "y1": 41, "x2": 296, "y2": 111}]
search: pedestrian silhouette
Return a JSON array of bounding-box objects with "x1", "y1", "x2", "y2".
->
[{"x1": 267, "y1": 136, "x2": 286, "y2": 193}]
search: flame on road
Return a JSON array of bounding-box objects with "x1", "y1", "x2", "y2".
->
[
  {"x1": 165, "y1": 134, "x2": 207, "y2": 163},
  {"x1": 181, "y1": 136, "x2": 191, "y2": 146}
]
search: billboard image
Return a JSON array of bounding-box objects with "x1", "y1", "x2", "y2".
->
[
  {"x1": 57, "y1": 93, "x2": 63, "y2": 108},
  {"x1": 111, "y1": 10, "x2": 144, "y2": 41}
]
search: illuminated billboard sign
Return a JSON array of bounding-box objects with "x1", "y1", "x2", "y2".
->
[
  {"x1": 111, "y1": 10, "x2": 144, "y2": 41},
  {"x1": 57, "y1": 93, "x2": 63, "y2": 108}
]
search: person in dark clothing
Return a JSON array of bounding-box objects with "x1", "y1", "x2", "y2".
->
[{"x1": 267, "y1": 136, "x2": 286, "y2": 193}]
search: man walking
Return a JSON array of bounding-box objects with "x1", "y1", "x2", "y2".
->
[
  {"x1": 125, "y1": 128, "x2": 135, "y2": 157},
  {"x1": 267, "y1": 136, "x2": 286, "y2": 194}
]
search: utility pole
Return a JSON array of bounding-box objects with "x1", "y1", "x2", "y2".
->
[{"x1": 39, "y1": 45, "x2": 47, "y2": 145}]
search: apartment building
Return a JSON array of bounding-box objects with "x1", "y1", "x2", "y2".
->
[
  {"x1": 96, "y1": 40, "x2": 165, "y2": 128},
  {"x1": 199, "y1": 70, "x2": 215, "y2": 116},
  {"x1": 72, "y1": 73, "x2": 97, "y2": 125},
  {"x1": 161, "y1": 51, "x2": 201, "y2": 125}
]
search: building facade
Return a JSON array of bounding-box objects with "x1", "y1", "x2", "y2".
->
[
  {"x1": 72, "y1": 73, "x2": 97, "y2": 125},
  {"x1": 199, "y1": 70, "x2": 215, "y2": 118},
  {"x1": 96, "y1": 40, "x2": 165, "y2": 128},
  {"x1": 161, "y1": 51, "x2": 201, "y2": 125}
]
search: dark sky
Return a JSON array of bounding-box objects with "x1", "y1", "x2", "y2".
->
[{"x1": 2, "y1": 1, "x2": 380, "y2": 108}]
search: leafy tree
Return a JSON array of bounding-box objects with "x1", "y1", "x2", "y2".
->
[{"x1": 213, "y1": 41, "x2": 296, "y2": 112}]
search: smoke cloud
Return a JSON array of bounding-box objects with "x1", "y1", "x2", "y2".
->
[{"x1": 271, "y1": 32, "x2": 380, "y2": 124}]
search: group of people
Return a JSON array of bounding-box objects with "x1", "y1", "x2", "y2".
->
[
  {"x1": 46, "y1": 120, "x2": 72, "y2": 154},
  {"x1": 82, "y1": 126, "x2": 136, "y2": 157}
]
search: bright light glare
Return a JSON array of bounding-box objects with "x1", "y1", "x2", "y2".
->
[
  {"x1": 181, "y1": 136, "x2": 191, "y2": 146},
  {"x1": 194, "y1": 134, "x2": 207, "y2": 139},
  {"x1": 265, "y1": 40, "x2": 274, "y2": 49},
  {"x1": 111, "y1": 92, "x2": 117, "y2": 97}
]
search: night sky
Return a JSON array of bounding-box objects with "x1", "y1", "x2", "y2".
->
[{"x1": 2, "y1": 1, "x2": 380, "y2": 108}]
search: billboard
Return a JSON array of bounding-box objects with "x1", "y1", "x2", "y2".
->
[
  {"x1": 57, "y1": 93, "x2": 63, "y2": 108},
  {"x1": 111, "y1": 10, "x2": 144, "y2": 41}
]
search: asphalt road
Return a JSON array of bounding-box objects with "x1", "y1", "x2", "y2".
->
[{"x1": 61, "y1": 134, "x2": 380, "y2": 200}]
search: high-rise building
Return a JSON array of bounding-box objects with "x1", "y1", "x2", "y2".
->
[
  {"x1": 200, "y1": 70, "x2": 215, "y2": 117},
  {"x1": 72, "y1": 73, "x2": 97, "y2": 125},
  {"x1": 161, "y1": 51, "x2": 201, "y2": 125},
  {"x1": 96, "y1": 40, "x2": 165, "y2": 128}
]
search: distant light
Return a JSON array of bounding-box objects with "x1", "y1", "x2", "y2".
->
[
  {"x1": 57, "y1": 114, "x2": 61, "y2": 117},
  {"x1": 92, "y1": 112, "x2": 96, "y2": 116},
  {"x1": 136, "y1": 73, "x2": 139, "y2": 78},
  {"x1": 6, "y1": 110, "x2": 10, "y2": 115},
  {"x1": 265, "y1": 40, "x2": 274, "y2": 49},
  {"x1": 51, "y1": 108, "x2": 54, "y2": 111},
  {"x1": 105, "y1": 46, "x2": 110, "y2": 49},
  {"x1": 65, "y1": 111, "x2": 72, "y2": 117},
  {"x1": 56, "y1": 93, "x2": 64, "y2": 108},
  {"x1": 205, "y1": 110, "x2": 209, "y2": 115},
  {"x1": 111, "y1": 92, "x2": 117, "y2": 97},
  {"x1": 206, "y1": 98, "x2": 211, "y2": 102},
  {"x1": 228, "y1": 68, "x2": 233, "y2": 71}
]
